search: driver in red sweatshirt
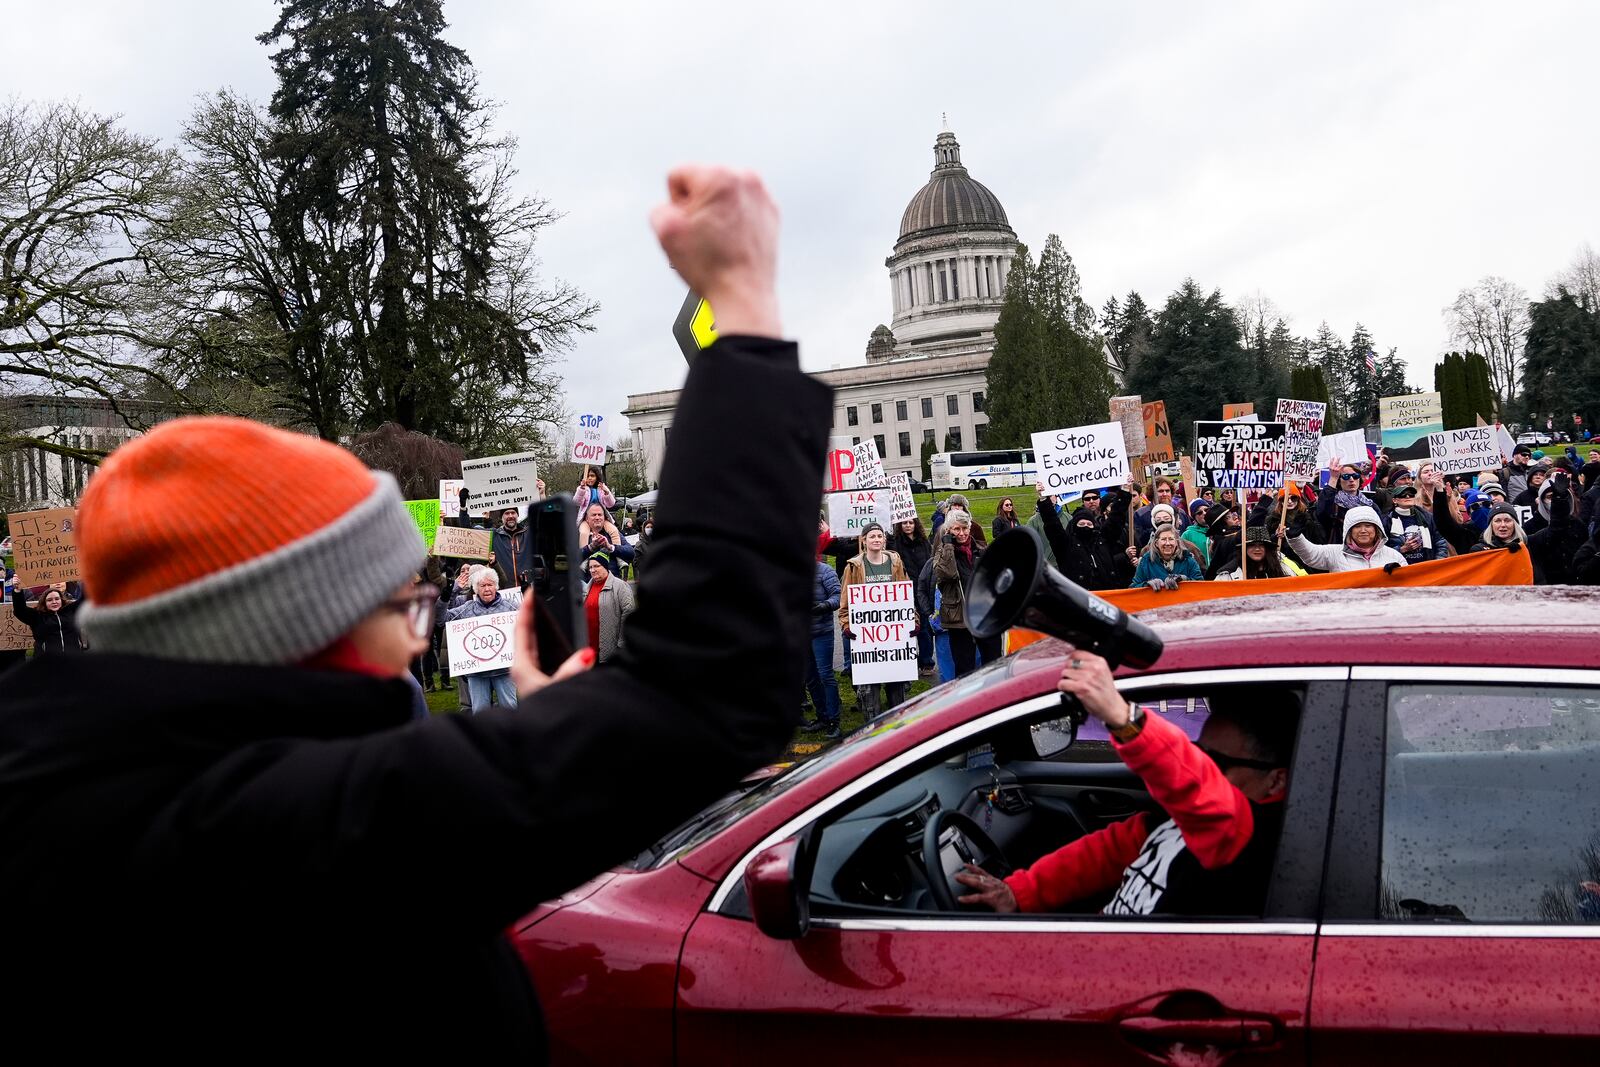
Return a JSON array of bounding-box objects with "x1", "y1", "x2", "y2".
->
[{"x1": 955, "y1": 650, "x2": 1292, "y2": 916}]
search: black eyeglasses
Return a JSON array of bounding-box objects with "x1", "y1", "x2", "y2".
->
[
  {"x1": 386, "y1": 583, "x2": 440, "y2": 640},
  {"x1": 1196, "y1": 743, "x2": 1281, "y2": 773}
]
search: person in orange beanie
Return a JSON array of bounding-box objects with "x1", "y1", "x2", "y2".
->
[{"x1": 0, "y1": 165, "x2": 833, "y2": 1064}]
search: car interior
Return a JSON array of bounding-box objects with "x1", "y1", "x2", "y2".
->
[{"x1": 805, "y1": 682, "x2": 1304, "y2": 919}]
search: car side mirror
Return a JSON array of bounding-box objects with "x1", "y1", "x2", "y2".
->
[
  {"x1": 743, "y1": 826, "x2": 818, "y2": 940},
  {"x1": 1030, "y1": 695, "x2": 1082, "y2": 758}
]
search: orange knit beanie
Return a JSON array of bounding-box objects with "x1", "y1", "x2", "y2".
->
[{"x1": 76, "y1": 416, "x2": 425, "y2": 663}]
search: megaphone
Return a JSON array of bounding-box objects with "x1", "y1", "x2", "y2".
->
[{"x1": 967, "y1": 527, "x2": 1163, "y2": 670}]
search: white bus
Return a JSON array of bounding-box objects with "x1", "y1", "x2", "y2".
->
[{"x1": 929, "y1": 449, "x2": 1038, "y2": 490}]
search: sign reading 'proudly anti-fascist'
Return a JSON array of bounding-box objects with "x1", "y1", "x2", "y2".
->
[{"x1": 1193, "y1": 421, "x2": 1289, "y2": 491}]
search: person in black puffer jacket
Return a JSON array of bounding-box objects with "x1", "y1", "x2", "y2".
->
[
  {"x1": 10, "y1": 583, "x2": 86, "y2": 654},
  {"x1": 1525, "y1": 472, "x2": 1586, "y2": 584},
  {"x1": 1035, "y1": 491, "x2": 1119, "y2": 590},
  {"x1": 890, "y1": 517, "x2": 934, "y2": 673}
]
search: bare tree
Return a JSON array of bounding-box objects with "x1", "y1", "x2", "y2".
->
[
  {"x1": 1445, "y1": 276, "x2": 1530, "y2": 408},
  {"x1": 0, "y1": 100, "x2": 193, "y2": 459},
  {"x1": 1545, "y1": 243, "x2": 1600, "y2": 309}
]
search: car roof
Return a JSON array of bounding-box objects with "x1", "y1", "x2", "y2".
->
[{"x1": 1008, "y1": 586, "x2": 1600, "y2": 675}]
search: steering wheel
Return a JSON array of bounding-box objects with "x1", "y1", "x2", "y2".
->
[{"x1": 922, "y1": 808, "x2": 1011, "y2": 911}]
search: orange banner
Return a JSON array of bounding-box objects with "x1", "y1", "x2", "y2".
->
[
  {"x1": 1099, "y1": 546, "x2": 1533, "y2": 613},
  {"x1": 1004, "y1": 547, "x2": 1532, "y2": 653}
]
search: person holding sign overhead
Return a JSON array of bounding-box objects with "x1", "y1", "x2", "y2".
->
[{"x1": 0, "y1": 162, "x2": 832, "y2": 1063}]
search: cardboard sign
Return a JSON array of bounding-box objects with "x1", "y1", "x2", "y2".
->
[
  {"x1": 1428, "y1": 427, "x2": 1501, "y2": 477},
  {"x1": 846, "y1": 580, "x2": 918, "y2": 685},
  {"x1": 1110, "y1": 395, "x2": 1146, "y2": 458},
  {"x1": 1142, "y1": 401, "x2": 1174, "y2": 463},
  {"x1": 404, "y1": 500, "x2": 441, "y2": 550},
  {"x1": 572, "y1": 414, "x2": 606, "y2": 464},
  {"x1": 1030, "y1": 421, "x2": 1129, "y2": 497},
  {"x1": 445, "y1": 610, "x2": 518, "y2": 677},
  {"x1": 1494, "y1": 424, "x2": 1518, "y2": 462},
  {"x1": 1194, "y1": 421, "x2": 1289, "y2": 491},
  {"x1": 0, "y1": 603, "x2": 33, "y2": 652},
  {"x1": 433, "y1": 525, "x2": 493, "y2": 559},
  {"x1": 7, "y1": 507, "x2": 80, "y2": 587},
  {"x1": 1275, "y1": 399, "x2": 1327, "y2": 481},
  {"x1": 1179, "y1": 455, "x2": 1199, "y2": 505},
  {"x1": 825, "y1": 436, "x2": 857, "y2": 492},
  {"x1": 1316, "y1": 429, "x2": 1370, "y2": 473},
  {"x1": 1222, "y1": 403, "x2": 1255, "y2": 421},
  {"x1": 1379, "y1": 392, "x2": 1444, "y2": 460},
  {"x1": 852, "y1": 439, "x2": 887, "y2": 489},
  {"x1": 439, "y1": 479, "x2": 467, "y2": 515},
  {"x1": 461, "y1": 452, "x2": 538, "y2": 514},
  {"x1": 826, "y1": 490, "x2": 890, "y2": 536},
  {"x1": 887, "y1": 472, "x2": 918, "y2": 525}
]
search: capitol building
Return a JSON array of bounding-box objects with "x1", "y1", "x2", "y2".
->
[{"x1": 624, "y1": 128, "x2": 1119, "y2": 484}]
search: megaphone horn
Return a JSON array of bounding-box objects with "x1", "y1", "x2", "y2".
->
[{"x1": 966, "y1": 528, "x2": 1163, "y2": 671}]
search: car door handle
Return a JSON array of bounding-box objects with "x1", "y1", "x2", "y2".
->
[{"x1": 1118, "y1": 1013, "x2": 1278, "y2": 1049}]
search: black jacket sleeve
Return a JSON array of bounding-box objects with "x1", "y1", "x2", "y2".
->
[
  {"x1": 1431, "y1": 491, "x2": 1479, "y2": 554},
  {"x1": 163, "y1": 335, "x2": 833, "y2": 934},
  {"x1": 1037, "y1": 496, "x2": 1091, "y2": 585}
]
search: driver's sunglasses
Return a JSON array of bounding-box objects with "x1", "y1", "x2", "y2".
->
[
  {"x1": 1196, "y1": 743, "x2": 1280, "y2": 773},
  {"x1": 386, "y1": 583, "x2": 440, "y2": 640}
]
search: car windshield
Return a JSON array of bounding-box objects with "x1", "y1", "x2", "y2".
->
[{"x1": 628, "y1": 667, "x2": 1010, "y2": 869}]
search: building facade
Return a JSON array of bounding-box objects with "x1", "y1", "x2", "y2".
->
[
  {"x1": 624, "y1": 127, "x2": 1117, "y2": 486},
  {"x1": 0, "y1": 395, "x2": 181, "y2": 510}
]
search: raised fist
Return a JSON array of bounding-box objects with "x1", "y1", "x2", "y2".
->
[{"x1": 650, "y1": 166, "x2": 781, "y2": 338}]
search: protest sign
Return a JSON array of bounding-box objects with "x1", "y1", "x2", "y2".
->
[
  {"x1": 1109, "y1": 395, "x2": 1146, "y2": 458},
  {"x1": 1223, "y1": 403, "x2": 1255, "y2": 421},
  {"x1": 1494, "y1": 423, "x2": 1517, "y2": 462},
  {"x1": 852, "y1": 439, "x2": 887, "y2": 488},
  {"x1": 1275, "y1": 399, "x2": 1327, "y2": 481},
  {"x1": 1316, "y1": 428, "x2": 1370, "y2": 473},
  {"x1": 846, "y1": 580, "x2": 918, "y2": 685},
  {"x1": 887, "y1": 472, "x2": 918, "y2": 524},
  {"x1": 461, "y1": 451, "x2": 538, "y2": 514},
  {"x1": 1428, "y1": 427, "x2": 1501, "y2": 477},
  {"x1": 571, "y1": 414, "x2": 606, "y2": 464},
  {"x1": 826, "y1": 489, "x2": 890, "y2": 536},
  {"x1": 0, "y1": 603, "x2": 32, "y2": 652},
  {"x1": 1030, "y1": 421, "x2": 1129, "y2": 496},
  {"x1": 7, "y1": 507, "x2": 79, "y2": 587},
  {"x1": 433, "y1": 525, "x2": 493, "y2": 559},
  {"x1": 825, "y1": 437, "x2": 857, "y2": 492},
  {"x1": 1179, "y1": 455, "x2": 1199, "y2": 505},
  {"x1": 1193, "y1": 421, "x2": 1289, "y2": 491},
  {"x1": 1379, "y1": 391, "x2": 1444, "y2": 461},
  {"x1": 404, "y1": 500, "x2": 441, "y2": 550},
  {"x1": 445, "y1": 611, "x2": 517, "y2": 677},
  {"x1": 1141, "y1": 401, "x2": 1174, "y2": 463},
  {"x1": 439, "y1": 479, "x2": 467, "y2": 515}
]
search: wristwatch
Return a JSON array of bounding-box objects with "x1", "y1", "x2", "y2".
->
[{"x1": 1110, "y1": 701, "x2": 1145, "y2": 743}]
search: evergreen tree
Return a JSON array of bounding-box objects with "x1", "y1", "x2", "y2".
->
[
  {"x1": 1522, "y1": 290, "x2": 1600, "y2": 432},
  {"x1": 919, "y1": 436, "x2": 939, "y2": 482},
  {"x1": 1464, "y1": 352, "x2": 1496, "y2": 423},
  {"x1": 1345, "y1": 324, "x2": 1380, "y2": 429},
  {"x1": 1307, "y1": 323, "x2": 1349, "y2": 427},
  {"x1": 1435, "y1": 353, "x2": 1470, "y2": 429},
  {"x1": 1130, "y1": 278, "x2": 1251, "y2": 441},
  {"x1": 1288, "y1": 365, "x2": 1332, "y2": 409},
  {"x1": 1106, "y1": 290, "x2": 1154, "y2": 381},
  {"x1": 981, "y1": 244, "x2": 1043, "y2": 448},
  {"x1": 1373, "y1": 348, "x2": 1411, "y2": 407},
  {"x1": 255, "y1": 0, "x2": 595, "y2": 438},
  {"x1": 1034, "y1": 235, "x2": 1113, "y2": 431}
]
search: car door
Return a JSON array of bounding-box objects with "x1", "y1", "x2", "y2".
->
[
  {"x1": 675, "y1": 667, "x2": 1347, "y2": 1067},
  {"x1": 1312, "y1": 667, "x2": 1600, "y2": 1066}
]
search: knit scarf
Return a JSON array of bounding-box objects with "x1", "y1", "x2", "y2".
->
[{"x1": 1335, "y1": 489, "x2": 1366, "y2": 510}]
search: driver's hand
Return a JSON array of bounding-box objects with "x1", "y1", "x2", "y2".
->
[
  {"x1": 954, "y1": 863, "x2": 1017, "y2": 912},
  {"x1": 1058, "y1": 648, "x2": 1127, "y2": 727}
]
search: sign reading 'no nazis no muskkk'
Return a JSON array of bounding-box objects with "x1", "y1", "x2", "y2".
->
[
  {"x1": 1193, "y1": 421, "x2": 1289, "y2": 491},
  {"x1": 1428, "y1": 426, "x2": 1501, "y2": 477},
  {"x1": 1030, "y1": 421, "x2": 1129, "y2": 495}
]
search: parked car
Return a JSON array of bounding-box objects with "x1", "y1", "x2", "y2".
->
[
  {"x1": 514, "y1": 586, "x2": 1600, "y2": 1067},
  {"x1": 1517, "y1": 431, "x2": 1553, "y2": 446},
  {"x1": 908, "y1": 478, "x2": 931, "y2": 494}
]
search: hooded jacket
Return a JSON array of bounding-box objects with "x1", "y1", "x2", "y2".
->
[
  {"x1": 1037, "y1": 497, "x2": 1119, "y2": 591},
  {"x1": 0, "y1": 333, "x2": 833, "y2": 1064},
  {"x1": 1288, "y1": 505, "x2": 1408, "y2": 572},
  {"x1": 1525, "y1": 479, "x2": 1585, "y2": 585}
]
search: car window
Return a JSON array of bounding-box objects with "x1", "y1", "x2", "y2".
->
[{"x1": 1380, "y1": 684, "x2": 1600, "y2": 923}]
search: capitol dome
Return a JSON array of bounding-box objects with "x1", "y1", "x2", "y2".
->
[{"x1": 896, "y1": 131, "x2": 1014, "y2": 248}]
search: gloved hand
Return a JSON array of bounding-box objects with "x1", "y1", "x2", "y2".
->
[
  {"x1": 459, "y1": 487, "x2": 470, "y2": 507},
  {"x1": 1163, "y1": 577, "x2": 1181, "y2": 590},
  {"x1": 1146, "y1": 579, "x2": 1166, "y2": 592},
  {"x1": 1383, "y1": 561, "x2": 1402, "y2": 575}
]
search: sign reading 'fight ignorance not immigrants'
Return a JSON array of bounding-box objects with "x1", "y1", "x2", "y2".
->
[{"x1": 1194, "y1": 421, "x2": 1289, "y2": 491}]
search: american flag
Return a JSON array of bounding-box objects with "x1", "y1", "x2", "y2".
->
[{"x1": 1364, "y1": 348, "x2": 1376, "y2": 375}]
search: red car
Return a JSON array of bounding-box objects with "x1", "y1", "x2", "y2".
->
[{"x1": 515, "y1": 587, "x2": 1600, "y2": 1066}]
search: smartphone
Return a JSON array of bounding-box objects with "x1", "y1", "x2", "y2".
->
[{"x1": 528, "y1": 496, "x2": 586, "y2": 672}]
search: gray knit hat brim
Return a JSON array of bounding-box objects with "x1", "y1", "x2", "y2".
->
[{"x1": 78, "y1": 473, "x2": 426, "y2": 664}]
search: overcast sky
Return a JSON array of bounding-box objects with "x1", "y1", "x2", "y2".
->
[{"x1": 8, "y1": 1, "x2": 1598, "y2": 444}]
